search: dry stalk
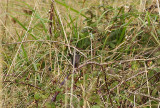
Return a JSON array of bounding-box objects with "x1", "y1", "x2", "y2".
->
[
  {"x1": 127, "y1": 91, "x2": 160, "y2": 102},
  {"x1": 53, "y1": 1, "x2": 71, "y2": 54},
  {"x1": 0, "y1": 0, "x2": 4, "y2": 106},
  {"x1": 49, "y1": 1, "x2": 54, "y2": 37},
  {"x1": 0, "y1": 38, "x2": 3, "y2": 108}
]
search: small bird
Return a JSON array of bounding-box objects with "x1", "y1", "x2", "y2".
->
[
  {"x1": 69, "y1": 53, "x2": 80, "y2": 68},
  {"x1": 51, "y1": 53, "x2": 80, "y2": 102}
]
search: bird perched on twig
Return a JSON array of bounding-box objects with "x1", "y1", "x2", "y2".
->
[
  {"x1": 69, "y1": 53, "x2": 80, "y2": 68},
  {"x1": 51, "y1": 52, "x2": 80, "y2": 102}
]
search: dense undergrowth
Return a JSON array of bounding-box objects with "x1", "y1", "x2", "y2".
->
[{"x1": 1, "y1": 0, "x2": 160, "y2": 107}]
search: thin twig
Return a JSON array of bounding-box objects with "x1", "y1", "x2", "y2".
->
[
  {"x1": 2, "y1": 40, "x2": 87, "y2": 58},
  {"x1": 133, "y1": 71, "x2": 160, "y2": 92},
  {"x1": 77, "y1": 54, "x2": 160, "y2": 69},
  {"x1": 144, "y1": 62, "x2": 151, "y2": 108},
  {"x1": 4, "y1": 80, "x2": 42, "y2": 90},
  {"x1": 127, "y1": 91, "x2": 160, "y2": 102},
  {"x1": 102, "y1": 67, "x2": 113, "y2": 107}
]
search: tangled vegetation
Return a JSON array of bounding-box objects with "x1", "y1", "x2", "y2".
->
[{"x1": 1, "y1": 0, "x2": 160, "y2": 107}]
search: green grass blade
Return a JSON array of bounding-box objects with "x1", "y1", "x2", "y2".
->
[
  {"x1": 55, "y1": 0, "x2": 88, "y2": 19},
  {"x1": 15, "y1": 30, "x2": 29, "y2": 62},
  {"x1": 9, "y1": 15, "x2": 38, "y2": 39},
  {"x1": 151, "y1": 32, "x2": 160, "y2": 45}
]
